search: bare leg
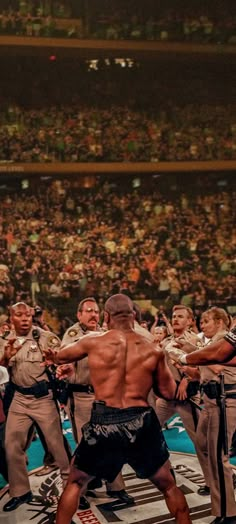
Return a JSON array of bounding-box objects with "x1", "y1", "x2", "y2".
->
[
  {"x1": 56, "y1": 461, "x2": 92, "y2": 524},
  {"x1": 149, "y1": 459, "x2": 192, "y2": 524}
]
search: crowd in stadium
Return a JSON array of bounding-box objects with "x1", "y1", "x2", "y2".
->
[
  {"x1": 0, "y1": 177, "x2": 235, "y2": 333},
  {"x1": 1, "y1": 6, "x2": 236, "y2": 524},
  {"x1": 0, "y1": 38, "x2": 235, "y2": 164},
  {"x1": 1, "y1": 102, "x2": 236, "y2": 163},
  {"x1": 0, "y1": 0, "x2": 236, "y2": 43}
]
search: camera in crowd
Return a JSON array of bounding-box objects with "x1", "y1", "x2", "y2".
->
[
  {"x1": 32, "y1": 306, "x2": 44, "y2": 327},
  {"x1": 157, "y1": 313, "x2": 166, "y2": 327}
]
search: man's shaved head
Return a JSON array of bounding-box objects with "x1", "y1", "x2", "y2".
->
[{"x1": 105, "y1": 294, "x2": 134, "y2": 318}]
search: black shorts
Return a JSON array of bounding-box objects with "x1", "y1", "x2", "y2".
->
[{"x1": 73, "y1": 402, "x2": 169, "y2": 482}]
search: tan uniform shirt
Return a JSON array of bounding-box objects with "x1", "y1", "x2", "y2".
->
[
  {"x1": 200, "y1": 330, "x2": 236, "y2": 385},
  {"x1": 0, "y1": 327, "x2": 61, "y2": 387},
  {"x1": 162, "y1": 335, "x2": 184, "y2": 382},
  {"x1": 134, "y1": 321, "x2": 155, "y2": 342},
  {"x1": 61, "y1": 322, "x2": 101, "y2": 385}
]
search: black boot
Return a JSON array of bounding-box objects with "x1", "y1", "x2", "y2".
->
[
  {"x1": 106, "y1": 489, "x2": 135, "y2": 505},
  {"x1": 79, "y1": 496, "x2": 90, "y2": 510},
  {"x1": 198, "y1": 485, "x2": 210, "y2": 496},
  {"x1": 3, "y1": 491, "x2": 33, "y2": 512}
]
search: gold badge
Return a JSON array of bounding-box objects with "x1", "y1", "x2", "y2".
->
[
  {"x1": 68, "y1": 329, "x2": 78, "y2": 337},
  {"x1": 48, "y1": 336, "x2": 60, "y2": 348}
]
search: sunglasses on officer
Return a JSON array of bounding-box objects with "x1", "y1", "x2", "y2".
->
[{"x1": 82, "y1": 308, "x2": 100, "y2": 314}]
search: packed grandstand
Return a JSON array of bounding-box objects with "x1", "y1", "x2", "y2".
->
[
  {"x1": 1, "y1": 5, "x2": 236, "y2": 524},
  {"x1": 0, "y1": 0, "x2": 236, "y2": 43},
  {"x1": 0, "y1": 0, "x2": 235, "y2": 332}
]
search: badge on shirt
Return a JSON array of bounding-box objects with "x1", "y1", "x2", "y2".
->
[
  {"x1": 30, "y1": 343, "x2": 38, "y2": 352},
  {"x1": 68, "y1": 329, "x2": 78, "y2": 337},
  {"x1": 47, "y1": 336, "x2": 60, "y2": 349}
]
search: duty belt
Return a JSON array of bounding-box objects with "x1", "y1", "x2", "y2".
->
[
  {"x1": 202, "y1": 381, "x2": 236, "y2": 399},
  {"x1": 12, "y1": 380, "x2": 51, "y2": 398},
  {"x1": 68, "y1": 384, "x2": 94, "y2": 394}
]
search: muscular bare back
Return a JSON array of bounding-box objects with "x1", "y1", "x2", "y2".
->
[
  {"x1": 89, "y1": 329, "x2": 156, "y2": 402},
  {"x1": 43, "y1": 296, "x2": 191, "y2": 524},
  {"x1": 88, "y1": 329, "x2": 177, "y2": 407},
  {"x1": 45, "y1": 324, "x2": 177, "y2": 408}
]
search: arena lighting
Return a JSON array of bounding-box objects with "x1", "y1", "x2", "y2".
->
[
  {"x1": 132, "y1": 177, "x2": 141, "y2": 188},
  {"x1": 86, "y1": 57, "x2": 136, "y2": 71},
  {"x1": 21, "y1": 179, "x2": 29, "y2": 189},
  {"x1": 217, "y1": 179, "x2": 228, "y2": 186},
  {"x1": 83, "y1": 176, "x2": 97, "y2": 188},
  {"x1": 87, "y1": 59, "x2": 98, "y2": 70}
]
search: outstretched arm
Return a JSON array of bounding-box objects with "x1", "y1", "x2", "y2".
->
[
  {"x1": 43, "y1": 336, "x2": 92, "y2": 365},
  {"x1": 150, "y1": 314, "x2": 158, "y2": 336},
  {"x1": 180, "y1": 339, "x2": 235, "y2": 366}
]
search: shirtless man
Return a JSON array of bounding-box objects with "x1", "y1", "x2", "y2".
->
[{"x1": 43, "y1": 294, "x2": 191, "y2": 524}]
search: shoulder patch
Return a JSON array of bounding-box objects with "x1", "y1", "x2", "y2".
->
[
  {"x1": 68, "y1": 329, "x2": 78, "y2": 337},
  {"x1": 47, "y1": 335, "x2": 60, "y2": 349}
]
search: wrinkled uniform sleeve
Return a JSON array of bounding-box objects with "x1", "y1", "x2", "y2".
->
[
  {"x1": 61, "y1": 323, "x2": 82, "y2": 347},
  {"x1": 43, "y1": 332, "x2": 61, "y2": 352}
]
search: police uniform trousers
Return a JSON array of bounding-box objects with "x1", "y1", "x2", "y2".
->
[
  {"x1": 195, "y1": 395, "x2": 236, "y2": 517},
  {"x1": 5, "y1": 392, "x2": 70, "y2": 497},
  {"x1": 155, "y1": 396, "x2": 200, "y2": 447},
  {"x1": 0, "y1": 420, "x2": 8, "y2": 482},
  {"x1": 67, "y1": 392, "x2": 125, "y2": 491}
]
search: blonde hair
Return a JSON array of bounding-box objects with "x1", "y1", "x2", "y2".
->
[
  {"x1": 172, "y1": 305, "x2": 194, "y2": 320},
  {"x1": 154, "y1": 326, "x2": 168, "y2": 337},
  {"x1": 201, "y1": 307, "x2": 230, "y2": 328}
]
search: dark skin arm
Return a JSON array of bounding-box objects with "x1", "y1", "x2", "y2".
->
[
  {"x1": 43, "y1": 336, "x2": 90, "y2": 365},
  {"x1": 182, "y1": 339, "x2": 235, "y2": 366}
]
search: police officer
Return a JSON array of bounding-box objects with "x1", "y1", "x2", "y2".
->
[
  {"x1": 0, "y1": 302, "x2": 70, "y2": 512},
  {"x1": 170, "y1": 309, "x2": 236, "y2": 524},
  {"x1": 192, "y1": 308, "x2": 236, "y2": 524},
  {"x1": 156, "y1": 305, "x2": 201, "y2": 446},
  {"x1": 32, "y1": 305, "x2": 71, "y2": 477},
  {"x1": 61, "y1": 297, "x2": 134, "y2": 507}
]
